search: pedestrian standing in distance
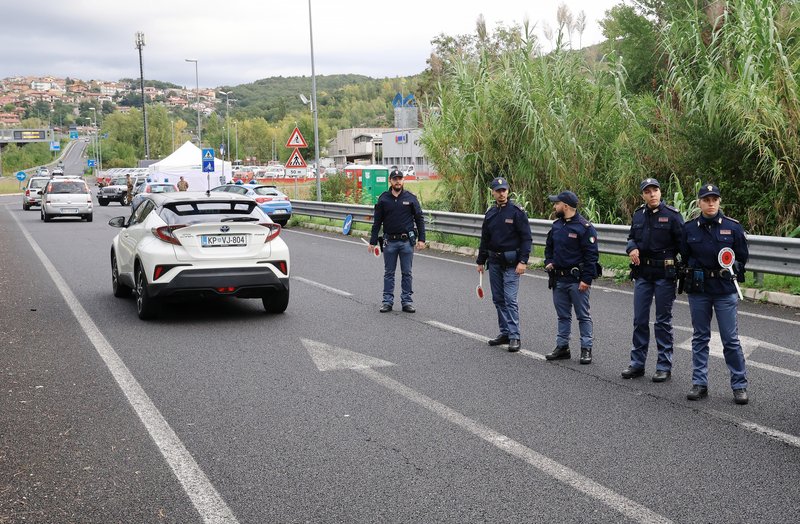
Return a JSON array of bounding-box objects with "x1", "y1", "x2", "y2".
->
[
  {"x1": 621, "y1": 178, "x2": 684, "y2": 382},
  {"x1": 369, "y1": 168, "x2": 426, "y2": 313},
  {"x1": 544, "y1": 191, "x2": 599, "y2": 364},
  {"x1": 177, "y1": 176, "x2": 189, "y2": 191},
  {"x1": 680, "y1": 184, "x2": 750, "y2": 404},
  {"x1": 476, "y1": 177, "x2": 532, "y2": 353},
  {"x1": 125, "y1": 174, "x2": 134, "y2": 206}
]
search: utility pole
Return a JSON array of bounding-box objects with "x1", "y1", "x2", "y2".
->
[
  {"x1": 308, "y1": 0, "x2": 321, "y2": 201},
  {"x1": 135, "y1": 31, "x2": 150, "y2": 159}
]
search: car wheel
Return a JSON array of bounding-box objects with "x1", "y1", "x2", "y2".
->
[
  {"x1": 42, "y1": 210, "x2": 51, "y2": 222},
  {"x1": 85, "y1": 214, "x2": 93, "y2": 222},
  {"x1": 111, "y1": 251, "x2": 132, "y2": 298},
  {"x1": 98, "y1": 199, "x2": 108, "y2": 206},
  {"x1": 262, "y1": 286, "x2": 289, "y2": 314},
  {"x1": 135, "y1": 264, "x2": 159, "y2": 320},
  {"x1": 23, "y1": 203, "x2": 29, "y2": 211}
]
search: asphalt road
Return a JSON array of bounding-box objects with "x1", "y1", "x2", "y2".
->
[{"x1": 1, "y1": 196, "x2": 799, "y2": 523}]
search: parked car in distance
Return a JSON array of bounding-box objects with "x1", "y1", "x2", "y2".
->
[
  {"x1": 40, "y1": 178, "x2": 93, "y2": 222},
  {"x1": 210, "y1": 184, "x2": 292, "y2": 226},
  {"x1": 22, "y1": 176, "x2": 51, "y2": 210},
  {"x1": 99, "y1": 175, "x2": 147, "y2": 206},
  {"x1": 37, "y1": 167, "x2": 49, "y2": 177},
  {"x1": 107, "y1": 192, "x2": 290, "y2": 319},
  {"x1": 131, "y1": 182, "x2": 178, "y2": 209},
  {"x1": 51, "y1": 167, "x2": 65, "y2": 176}
]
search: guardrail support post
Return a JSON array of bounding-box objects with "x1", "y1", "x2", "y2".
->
[{"x1": 753, "y1": 271, "x2": 764, "y2": 286}]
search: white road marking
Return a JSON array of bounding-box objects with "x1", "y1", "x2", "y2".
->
[
  {"x1": 706, "y1": 409, "x2": 800, "y2": 449},
  {"x1": 673, "y1": 324, "x2": 800, "y2": 357},
  {"x1": 292, "y1": 276, "x2": 352, "y2": 296},
  {"x1": 425, "y1": 321, "x2": 546, "y2": 360},
  {"x1": 9, "y1": 210, "x2": 239, "y2": 524},
  {"x1": 300, "y1": 339, "x2": 672, "y2": 524}
]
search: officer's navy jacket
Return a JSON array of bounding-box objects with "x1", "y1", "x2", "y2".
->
[
  {"x1": 369, "y1": 189, "x2": 425, "y2": 245},
  {"x1": 545, "y1": 212, "x2": 600, "y2": 285},
  {"x1": 626, "y1": 201, "x2": 684, "y2": 258},
  {"x1": 681, "y1": 211, "x2": 748, "y2": 295},
  {"x1": 476, "y1": 200, "x2": 532, "y2": 266}
]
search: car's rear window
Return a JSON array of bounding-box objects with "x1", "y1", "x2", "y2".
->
[
  {"x1": 29, "y1": 179, "x2": 48, "y2": 189},
  {"x1": 252, "y1": 187, "x2": 282, "y2": 196},
  {"x1": 159, "y1": 200, "x2": 264, "y2": 225},
  {"x1": 150, "y1": 185, "x2": 176, "y2": 193},
  {"x1": 48, "y1": 181, "x2": 88, "y2": 194}
]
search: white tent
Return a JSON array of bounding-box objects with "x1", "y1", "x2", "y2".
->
[{"x1": 148, "y1": 141, "x2": 232, "y2": 190}]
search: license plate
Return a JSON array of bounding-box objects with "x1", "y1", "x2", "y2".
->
[
  {"x1": 200, "y1": 234, "x2": 247, "y2": 247},
  {"x1": 272, "y1": 209, "x2": 287, "y2": 215},
  {"x1": 62, "y1": 208, "x2": 78, "y2": 214}
]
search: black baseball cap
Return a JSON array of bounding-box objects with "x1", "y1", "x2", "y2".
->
[
  {"x1": 698, "y1": 183, "x2": 721, "y2": 198},
  {"x1": 548, "y1": 190, "x2": 579, "y2": 208},
  {"x1": 640, "y1": 178, "x2": 660, "y2": 192},
  {"x1": 389, "y1": 169, "x2": 403, "y2": 179},
  {"x1": 490, "y1": 177, "x2": 510, "y2": 190}
]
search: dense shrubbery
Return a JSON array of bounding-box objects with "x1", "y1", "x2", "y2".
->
[{"x1": 421, "y1": 0, "x2": 800, "y2": 235}]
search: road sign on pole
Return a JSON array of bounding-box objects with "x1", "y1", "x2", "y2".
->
[
  {"x1": 202, "y1": 148, "x2": 215, "y2": 173},
  {"x1": 285, "y1": 127, "x2": 308, "y2": 148},
  {"x1": 16, "y1": 171, "x2": 26, "y2": 182},
  {"x1": 50, "y1": 141, "x2": 60, "y2": 151},
  {"x1": 69, "y1": 131, "x2": 79, "y2": 140},
  {"x1": 88, "y1": 159, "x2": 96, "y2": 167},
  {"x1": 285, "y1": 149, "x2": 307, "y2": 168}
]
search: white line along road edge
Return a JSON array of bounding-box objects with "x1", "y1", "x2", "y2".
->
[
  {"x1": 9, "y1": 210, "x2": 239, "y2": 524},
  {"x1": 302, "y1": 338, "x2": 673, "y2": 524}
]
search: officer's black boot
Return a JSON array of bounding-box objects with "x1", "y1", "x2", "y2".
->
[
  {"x1": 579, "y1": 348, "x2": 592, "y2": 364},
  {"x1": 545, "y1": 346, "x2": 570, "y2": 360},
  {"x1": 507, "y1": 339, "x2": 521, "y2": 352},
  {"x1": 488, "y1": 335, "x2": 510, "y2": 346}
]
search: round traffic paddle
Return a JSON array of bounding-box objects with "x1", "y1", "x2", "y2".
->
[
  {"x1": 476, "y1": 271, "x2": 485, "y2": 299},
  {"x1": 361, "y1": 237, "x2": 381, "y2": 257}
]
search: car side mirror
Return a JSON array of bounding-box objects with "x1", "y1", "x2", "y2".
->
[{"x1": 108, "y1": 216, "x2": 127, "y2": 228}]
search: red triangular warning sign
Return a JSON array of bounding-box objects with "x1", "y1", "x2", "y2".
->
[
  {"x1": 285, "y1": 148, "x2": 307, "y2": 168},
  {"x1": 285, "y1": 127, "x2": 308, "y2": 148}
]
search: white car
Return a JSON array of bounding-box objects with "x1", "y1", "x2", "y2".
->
[
  {"x1": 40, "y1": 178, "x2": 93, "y2": 222},
  {"x1": 108, "y1": 192, "x2": 290, "y2": 319}
]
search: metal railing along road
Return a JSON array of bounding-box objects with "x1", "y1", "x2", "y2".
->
[{"x1": 291, "y1": 200, "x2": 800, "y2": 278}]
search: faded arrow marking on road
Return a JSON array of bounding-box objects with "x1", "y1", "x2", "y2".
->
[{"x1": 301, "y1": 338, "x2": 673, "y2": 524}]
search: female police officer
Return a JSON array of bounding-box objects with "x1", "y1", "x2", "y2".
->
[{"x1": 681, "y1": 184, "x2": 749, "y2": 404}]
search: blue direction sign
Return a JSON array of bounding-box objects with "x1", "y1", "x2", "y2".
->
[
  {"x1": 50, "y1": 141, "x2": 61, "y2": 151},
  {"x1": 88, "y1": 159, "x2": 96, "y2": 167},
  {"x1": 202, "y1": 148, "x2": 215, "y2": 173},
  {"x1": 69, "y1": 131, "x2": 79, "y2": 139},
  {"x1": 16, "y1": 171, "x2": 26, "y2": 182},
  {"x1": 342, "y1": 214, "x2": 353, "y2": 235}
]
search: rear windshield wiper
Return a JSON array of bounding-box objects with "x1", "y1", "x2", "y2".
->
[{"x1": 220, "y1": 217, "x2": 259, "y2": 222}]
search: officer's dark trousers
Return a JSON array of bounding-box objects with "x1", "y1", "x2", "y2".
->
[
  {"x1": 687, "y1": 292, "x2": 748, "y2": 390},
  {"x1": 630, "y1": 277, "x2": 676, "y2": 371},
  {"x1": 382, "y1": 239, "x2": 413, "y2": 305},
  {"x1": 553, "y1": 280, "x2": 592, "y2": 349},
  {"x1": 488, "y1": 261, "x2": 520, "y2": 339}
]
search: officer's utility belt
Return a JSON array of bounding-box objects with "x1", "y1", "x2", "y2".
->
[
  {"x1": 678, "y1": 267, "x2": 736, "y2": 294},
  {"x1": 489, "y1": 250, "x2": 520, "y2": 267},
  {"x1": 385, "y1": 233, "x2": 409, "y2": 241},
  {"x1": 551, "y1": 267, "x2": 581, "y2": 278},
  {"x1": 640, "y1": 258, "x2": 675, "y2": 267}
]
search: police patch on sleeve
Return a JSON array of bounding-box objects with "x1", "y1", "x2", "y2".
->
[{"x1": 589, "y1": 236, "x2": 596, "y2": 243}]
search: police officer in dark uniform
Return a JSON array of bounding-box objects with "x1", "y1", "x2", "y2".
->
[
  {"x1": 476, "y1": 177, "x2": 532, "y2": 352},
  {"x1": 369, "y1": 168, "x2": 426, "y2": 313},
  {"x1": 544, "y1": 191, "x2": 599, "y2": 364},
  {"x1": 621, "y1": 178, "x2": 684, "y2": 382},
  {"x1": 681, "y1": 184, "x2": 749, "y2": 404}
]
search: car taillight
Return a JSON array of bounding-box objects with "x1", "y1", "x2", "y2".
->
[
  {"x1": 152, "y1": 225, "x2": 186, "y2": 245},
  {"x1": 25, "y1": 189, "x2": 30, "y2": 196},
  {"x1": 255, "y1": 196, "x2": 273, "y2": 203},
  {"x1": 260, "y1": 223, "x2": 281, "y2": 242}
]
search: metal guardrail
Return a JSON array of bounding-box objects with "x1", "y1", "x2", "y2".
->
[{"x1": 292, "y1": 200, "x2": 800, "y2": 277}]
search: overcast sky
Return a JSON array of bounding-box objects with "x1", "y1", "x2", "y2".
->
[{"x1": 1, "y1": 0, "x2": 623, "y2": 88}]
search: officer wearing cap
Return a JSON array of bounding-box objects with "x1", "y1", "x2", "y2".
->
[
  {"x1": 476, "y1": 177, "x2": 532, "y2": 352},
  {"x1": 680, "y1": 183, "x2": 749, "y2": 404},
  {"x1": 621, "y1": 178, "x2": 684, "y2": 382},
  {"x1": 369, "y1": 168, "x2": 426, "y2": 313},
  {"x1": 544, "y1": 191, "x2": 599, "y2": 364}
]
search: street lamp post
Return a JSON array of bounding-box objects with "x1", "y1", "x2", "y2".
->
[
  {"x1": 307, "y1": 0, "x2": 321, "y2": 201},
  {"x1": 171, "y1": 120, "x2": 175, "y2": 152},
  {"x1": 135, "y1": 31, "x2": 150, "y2": 159},
  {"x1": 234, "y1": 121, "x2": 239, "y2": 163},
  {"x1": 89, "y1": 107, "x2": 98, "y2": 173},
  {"x1": 218, "y1": 91, "x2": 232, "y2": 161},
  {"x1": 185, "y1": 58, "x2": 201, "y2": 145}
]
